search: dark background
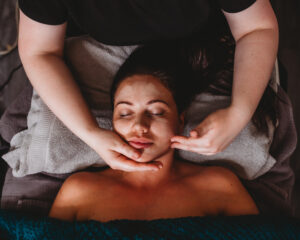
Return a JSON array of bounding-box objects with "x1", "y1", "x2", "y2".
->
[
  {"x1": 0, "y1": 0, "x2": 299, "y2": 216},
  {"x1": 271, "y1": 0, "x2": 300, "y2": 216}
]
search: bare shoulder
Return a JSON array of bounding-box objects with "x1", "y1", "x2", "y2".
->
[
  {"x1": 193, "y1": 166, "x2": 259, "y2": 215},
  {"x1": 63, "y1": 172, "x2": 98, "y2": 194},
  {"x1": 175, "y1": 161, "x2": 243, "y2": 194},
  {"x1": 179, "y1": 164, "x2": 259, "y2": 215},
  {"x1": 51, "y1": 172, "x2": 104, "y2": 207},
  {"x1": 48, "y1": 172, "x2": 93, "y2": 221},
  {"x1": 63, "y1": 169, "x2": 117, "y2": 195},
  {"x1": 195, "y1": 166, "x2": 241, "y2": 192},
  {"x1": 49, "y1": 169, "x2": 116, "y2": 220},
  {"x1": 175, "y1": 160, "x2": 237, "y2": 189}
]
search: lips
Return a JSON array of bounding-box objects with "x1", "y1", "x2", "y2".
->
[
  {"x1": 129, "y1": 141, "x2": 153, "y2": 149},
  {"x1": 128, "y1": 137, "x2": 153, "y2": 149}
]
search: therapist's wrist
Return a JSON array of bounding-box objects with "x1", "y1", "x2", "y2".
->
[
  {"x1": 79, "y1": 124, "x2": 108, "y2": 149},
  {"x1": 228, "y1": 103, "x2": 254, "y2": 125},
  {"x1": 75, "y1": 118, "x2": 102, "y2": 141}
]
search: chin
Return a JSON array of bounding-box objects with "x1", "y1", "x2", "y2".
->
[
  {"x1": 137, "y1": 147, "x2": 172, "y2": 163},
  {"x1": 136, "y1": 153, "x2": 157, "y2": 163}
]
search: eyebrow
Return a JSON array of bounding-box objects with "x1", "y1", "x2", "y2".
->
[{"x1": 115, "y1": 99, "x2": 169, "y2": 107}]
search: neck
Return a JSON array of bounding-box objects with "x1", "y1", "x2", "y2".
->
[{"x1": 120, "y1": 149, "x2": 175, "y2": 189}]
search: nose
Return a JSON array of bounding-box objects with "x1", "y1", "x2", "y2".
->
[{"x1": 132, "y1": 115, "x2": 149, "y2": 135}]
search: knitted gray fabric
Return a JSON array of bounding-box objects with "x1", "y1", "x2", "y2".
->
[
  {"x1": 2, "y1": 36, "x2": 137, "y2": 177},
  {"x1": 2, "y1": 36, "x2": 275, "y2": 179},
  {"x1": 3, "y1": 90, "x2": 113, "y2": 176},
  {"x1": 179, "y1": 93, "x2": 276, "y2": 179}
]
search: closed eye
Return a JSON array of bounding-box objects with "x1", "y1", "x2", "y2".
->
[
  {"x1": 153, "y1": 112, "x2": 164, "y2": 116},
  {"x1": 119, "y1": 113, "x2": 132, "y2": 117},
  {"x1": 149, "y1": 111, "x2": 165, "y2": 116}
]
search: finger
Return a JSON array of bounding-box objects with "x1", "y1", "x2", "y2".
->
[
  {"x1": 189, "y1": 130, "x2": 198, "y2": 138},
  {"x1": 171, "y1": 136, "x2": 197, "y2": 144},
  {"x1": 171, "y1": 142, "x2": 202, "y2": 152},
  {"x1": 112, "y1": 142, "x2": 141, "y2": 160},
  {"x1": 191, "y1": 126, "x2": 210, "y2": 137},
  {"x1": 172, "y1": 133, "x2": 220, "y2": 149},
  {"x1": 171, "y1": 136, "x2": 191, "y2": 143},
  {"x1": 114, "y1": 156, "x2": 162, "y2": 172},
  {"x1": 171, "y1": 136, "x2": 201, "y2": 147}
]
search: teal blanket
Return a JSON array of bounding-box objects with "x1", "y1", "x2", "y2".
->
[{"x1": 0, "y1": 210, "x2": 299, "y2": 240}]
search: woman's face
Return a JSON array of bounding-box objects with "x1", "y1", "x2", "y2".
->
[{"x1": 113, "y1": 74, "x2": 182, "y2": 163}]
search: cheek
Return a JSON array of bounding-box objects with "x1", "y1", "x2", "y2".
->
[
  {"x1": 113, "y1": 120, "x2": 130, "y2": 136},
  {"x1": 152, "y1": 119, "x2": 178, "y2": 139}
]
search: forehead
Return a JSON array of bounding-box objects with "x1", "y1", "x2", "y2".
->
[{"x1": 114, "y1": 75, "x2": 174, "y2": 103}]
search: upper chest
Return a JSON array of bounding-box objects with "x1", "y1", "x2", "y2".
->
[{"x1": 76, "y1": 181, "x2": 221, "y2": 222}]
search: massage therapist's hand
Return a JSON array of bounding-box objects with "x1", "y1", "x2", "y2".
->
[
  {"x1": 88, "y1": 128, "x2": 162, "y2": 171},
  {"x1": 171, "y1": 106, "x2": 251, "y2": 155}
]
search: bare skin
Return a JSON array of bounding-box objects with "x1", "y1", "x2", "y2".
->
[
  {"x1": 49, "y1": 162, "x2": 258, "y2": 222},
  {"x1": 19, "y1": 0, "x2": 278, "y2": 171},
  {"x1": 171, "y1": 0, "x2": 279, "y2": 154},
  {"x1": 49, "y1": 75, "x2": 259, "y2": 222}
]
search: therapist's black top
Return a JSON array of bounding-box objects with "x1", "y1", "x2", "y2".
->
[{"x1": 19, "y1": 0, "x2": 256, "y2": 45}]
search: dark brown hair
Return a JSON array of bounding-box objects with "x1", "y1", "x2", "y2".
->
[
  {"x1": 179, "y1": 34, "x2": 277, "y2": 136},
  {"x1": 111, "y1": 44, "x2": 197, "y2": 114},
  {"x1": 111, "y1": 35, "x2": 277, "y2": 136}
]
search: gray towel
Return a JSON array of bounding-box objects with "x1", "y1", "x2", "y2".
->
[
  {"x1": 179, "y1": 93, "x2": 276, "y2": 179},
  {"x1": 3, "y1": 89, "x2": 112, "y2": 176},
  {"x1": 2, "y1": 36, "x2": 276, "y2": 179}
]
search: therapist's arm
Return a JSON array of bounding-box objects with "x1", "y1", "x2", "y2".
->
[
  {"x1": 170, "y1": 0, "x2": 278, "y2": 154},
  {"x1": 18, "y1": 11, "x2": 100, "y2": 142},
  {"x1": 224, "y1": 0, "x2": 278, "y2": 124},
  {"x1": 18, "y1": 10, "x2": 159, "y2": 172}
]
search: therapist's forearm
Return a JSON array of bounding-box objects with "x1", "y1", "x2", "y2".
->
[
  {"x1": 20, "y1": 53, "x2": 100, "y2": 143},
  {"x1": 230, "y1": 28, "x2": 278, "y2": 120}
]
